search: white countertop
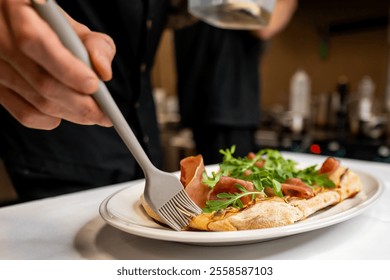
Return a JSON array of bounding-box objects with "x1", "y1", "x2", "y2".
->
[{"x1": 1, "y1": 152, "x2": 389, "y2": 260}]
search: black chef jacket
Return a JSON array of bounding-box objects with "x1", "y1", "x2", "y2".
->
[
  {"x1": 0, "y1": 0, "x2": 169, "y2": 198},
  {"x1": 174, "y1": 22, "x2": 264, "y2": 128}
]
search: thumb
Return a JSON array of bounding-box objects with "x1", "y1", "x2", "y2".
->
[{"x1": 84, "y1": 32, "x2": 116, "y2": 81}]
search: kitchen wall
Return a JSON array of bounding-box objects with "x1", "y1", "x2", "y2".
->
[
  {"x1": 152, "y1": 0, "x2": 390, "y2": 113},
  {"x1": 261, "y1": 0, "x2": 389, "y2": 110},
  {"x1": 152, "y1": 30, "x2": 177, "y2": 98}
]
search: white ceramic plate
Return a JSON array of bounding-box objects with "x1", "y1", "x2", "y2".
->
[{"x1": 99, "y1": 169, "x2": 384, "y2": 246}]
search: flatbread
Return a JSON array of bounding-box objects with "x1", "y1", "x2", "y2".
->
[
  {"x1": 140, "y1": 157, "x2": 362, "y2": 231},
  {"x1": 187, "y1": 168, "x2": 361, "y2": 231}
]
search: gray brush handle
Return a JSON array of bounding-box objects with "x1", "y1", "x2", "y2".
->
[{"x1": 31, "y1": 0, "x2": 155, "y2": 173}]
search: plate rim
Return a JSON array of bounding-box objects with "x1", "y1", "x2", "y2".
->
[{"x1": 99, "y1": 169, "x2": 384, "y2": 245}]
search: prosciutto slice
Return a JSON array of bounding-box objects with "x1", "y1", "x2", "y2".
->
[
  {"x1": 180, "y1": 155, "x2": 257, "y2": 208},
  {"x1": 179, "y1": 155, "x2": 210, "y2": 208},
  {"x1": 319, "y1": 157, "x2": 340, "y2": 174},
  {"x1": 281, "y1": 178, "x2": 314, "y2": 199},
  {"x1": 208, "y1": 176, "x2": 256, "y2": 205}
]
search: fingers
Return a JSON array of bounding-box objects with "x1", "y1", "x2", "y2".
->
[
  {"x1": 0, "y1": 0, "x2": 115, "y2": 129},
  {"x1": 67, "y1": 16, "x2": 116, "y2": 81},
  {"x1": 5, "y1": 0, "x2": 100, "y2": 93},
  {"x1": 0, "y1": 85, "x2": 61, "y2": 130},
  {"x1": 83, "y1": 32, "x2": 116, "y2": 81},
  {"x1": 0, "y1": 59, "x2": 112, "y2": 126}
]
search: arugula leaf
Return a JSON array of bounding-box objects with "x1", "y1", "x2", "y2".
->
[
  {"x1": 201, "y1": 146, "x2": 336, "y2": 212},
  {"x1": 204, "y1": 146, "x2": 335, "y2": 190},
  {"x1": 203, "y1": 185, "x2": 263, "y2": 213}
]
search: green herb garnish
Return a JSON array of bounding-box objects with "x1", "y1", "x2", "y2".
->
[
  {"x1": 201, "y1": 146, "x2": 335, "y2": 212},
  {"x1": 203, "y1": 185, "x2": 263, "y2": 213}
]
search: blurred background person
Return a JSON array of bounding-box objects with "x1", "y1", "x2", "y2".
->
[{"x1": 174, "y1": 0, "x2": 297, "y2": 164}]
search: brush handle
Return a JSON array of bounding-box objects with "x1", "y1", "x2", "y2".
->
[{"x1": 31, "y1": 0, "x2": 156, "y2": 174}]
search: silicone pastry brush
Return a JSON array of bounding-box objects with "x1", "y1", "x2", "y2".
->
[{"x1": 31, "y1": 0, "x2": 202, "y2": 231}]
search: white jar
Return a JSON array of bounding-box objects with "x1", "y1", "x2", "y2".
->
[{"x1": 289, "y1": 69, "x2": 311, "y2": 119}]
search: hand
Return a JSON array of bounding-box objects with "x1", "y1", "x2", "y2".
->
[
  {"x1": 0, "y1": 0, "x2": 116, "y2": 130},
  {"x1": 251, "y1": 0, "x2": 297, "y2": 40}
]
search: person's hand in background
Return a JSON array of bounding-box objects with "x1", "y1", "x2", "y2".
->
[
  {"x1": 0, "y1": 0, "x2": 116, "y2": 130},
  {"x1": 251, "y1": 0, "x2": 297, "y2": 40}
]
